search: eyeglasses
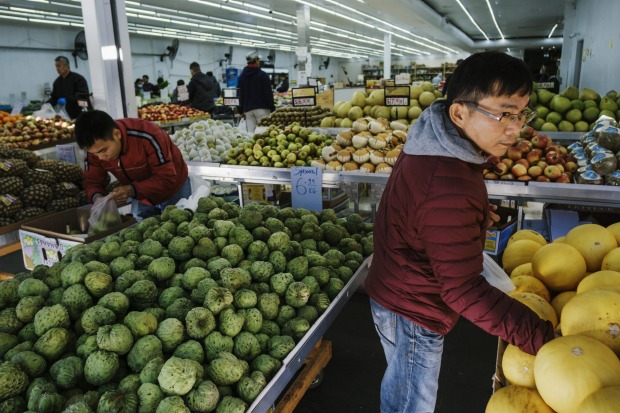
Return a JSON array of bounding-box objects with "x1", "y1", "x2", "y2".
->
[{"x1": 458, "y1": 101, "x2": 537, "y2": 126}]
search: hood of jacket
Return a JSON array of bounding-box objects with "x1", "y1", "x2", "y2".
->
[
  {"x1": 403, "y1": 100, "x2": 486, "y2": 165},
  {"x1": 241, "y1": 66, "x2": 262, "y2": 77}
]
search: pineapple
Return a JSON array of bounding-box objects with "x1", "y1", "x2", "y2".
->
[
  {"x1": 0, "y1": 159, "x2": 28, "y2": 177},
  {"x1": 0, "y1": 194, "x2": 22, "y2": 218},
  {"x1": 0, "y1": 217, "x2": 13, "y2": 226},
  {"x1": 34, "y1": 158, "x2": 59, "y2": 170},
  {"x1": 14, "y1": 207, "x2": 45, "y2": 222},
  {"x1": 52, "y1": 161, "x2": 83, "y2": 185},
  {"x1": 7, "y1": 148, "x2": 40, "y2": 167},
  {"x1": 20, "y1": 184, "x2": 53, "y2": 208},
  {"x1": 47, "y1": 197, "x2": 79, "y2": 212},
  {"x1": 22, "y1": 169, "x2": 56, "y2": 187},
  {"x1": 0, "y1": 176, "x2": 24, "y2": 195},
  {"x1": 51, "y1": 182, "x2": 79, "y2": 199}
]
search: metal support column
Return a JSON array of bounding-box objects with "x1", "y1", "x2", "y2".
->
[
  {"x1": 383, "y1": 33, "x2": 392, "y2": 80},
  {"x1": 296, "y1": 4, "x2": 312, "y2": 86},
  {"x1": 81, "y1": 0, "x2": 137, "y2": 119}
]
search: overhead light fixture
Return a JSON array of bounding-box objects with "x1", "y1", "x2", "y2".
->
[
  {"x1": 548, "y1": 23, "x2": 558, "y2": 38},
  {"x1": 484, "y1": 0, "x2": 504, "y2": 39},
  {"x1": 455, "y1": 0, "x2": 489, "y2": 41}
]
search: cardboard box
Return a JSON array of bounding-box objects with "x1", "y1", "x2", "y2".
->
[
  {"x1": 484, "y1": 206, "x2": 519, "y2": 255},
  {"x1": 492, "y1": 338, "x2": 508, "y2": 393},
  {"x1": 20, "y1": 206, "x2": 135, "y2": 270}
]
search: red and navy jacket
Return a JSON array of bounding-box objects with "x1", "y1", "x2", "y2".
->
[{"x1": 83, "y1": 118, "x2": 188, "y2": 206}]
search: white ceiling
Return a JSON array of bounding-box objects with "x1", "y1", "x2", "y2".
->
[{"x1": 0, "y1": 0, "x2": 567, "y2": 58}]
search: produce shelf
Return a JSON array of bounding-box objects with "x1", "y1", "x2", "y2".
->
[{"x1": 247, "y1": 255, "x2": 371, "y2": 413}]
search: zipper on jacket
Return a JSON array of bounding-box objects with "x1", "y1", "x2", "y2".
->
[{"x1": 118, "y1": 157, "x2": 131, "y2": 182}]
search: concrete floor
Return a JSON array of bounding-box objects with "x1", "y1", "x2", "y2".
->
[{"x1": 1, "y1": 250, "x2": 497, "y2": 412}]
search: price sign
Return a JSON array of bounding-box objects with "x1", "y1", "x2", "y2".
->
[
  {"x1": 223, "y1": 98, "x2": 240, "y2": 106},
  {"x1": 536, "y1": 82, "x2": 555, "y2": 90},
  {"x1": 291, "y1": 166, "x2": 322, "y2": 211},
  {"x1": 291, "y1": 87, "x2": 317, "y2": 107},
  {"x1": 56, "y1": 144, "x2": 77, "y2": 164},
  {"x1": 384, "y1": 86, "x2": 410, "y2": 107}
]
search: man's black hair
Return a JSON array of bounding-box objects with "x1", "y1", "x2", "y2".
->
[
  {"x1": 142, "y1": 75, "x2": 149, "y2": 80},
  {"x1": 74, "y1": 110, "x2": 117, "y2": 150},
  {"x1": 446, "y1": 51, "x2": 533, "y2": 107},
  {"x1": 55, "y1": 56, "x2": 70, "y2": 66},
  {"x1": 177, "y1": 79, "x2": 185, "y2": 86},
  {"x1": 190, "y1": 62, "x2": 201, "y2": 71}
]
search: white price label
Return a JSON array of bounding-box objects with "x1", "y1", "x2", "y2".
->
[
  {"x1": 293, "y1": 97, "x2": 315, "y2": 107},
  {"x1": 223, "y1": 98, "x2": 240, "y2": 106},
  {"x1": 385, "y1": 97, "x2": 409, "y2": 106}
]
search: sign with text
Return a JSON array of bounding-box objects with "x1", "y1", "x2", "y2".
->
[
  {"x1": 395, "y1": 73, "x2": 411, "y2": 85},
  {"x1": 291, "y1": 166, "x2": 322, "y2": 211},
  {"x1": 291, "y1": 87, "x2": 317, "y2": 107},
  {"x1": 56, "y1": 144, "x2": 78, "y2": 164},
  {"x1": 384, "y1": 86, "x2": 410, "y2": 107},
  {"x1": 535, "y1": 82, "x2": 555, "y2": 90},
  {"x1": 223, "y1": 98, "x2": 240, "y2": 106}
]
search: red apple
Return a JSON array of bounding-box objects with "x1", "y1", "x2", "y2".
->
[
  {"x1": 536, "y1": 175, "x2": 551, "y2": 182},
  {"x1": 517, "y1": 175, "x2": 533, "y2": 181},
  {"x1": 516, "y1": 140, "x2": 533, "y2": 154},
  {"x1": 484, "y1": 172, "x2": 499, "y2": 180},
  {"x1": 545, "y1": 151, "x2": 561, "y2": 165},
  {"x1": 555, "y1": 173, "x2": 572, "y2": 183},
  {"x1": 516, "y1": 158, "x2": 530, "y2": 168},
  {"x1": 531, "y1": 134, "x2": 549, "y2": 149},
  {"x1": 520, "y1": 126, "x2": 535, "y2": 139},
  {"x1": 526, "y1": 151, "x2": 541, "y2": 165},
  {"x1": 537, "y1": 160, "x2": 548, "y2": 170},
  {"x1": 528, "y1": 165, "x2": 543, "y2": 178},
  {"x1": 544, "y1": 165, "x2": 563, "y2": 180},
  {"x1": 511, "y1": 163, "x2": 528, "y2": 177},
  {"x1": 558, "y1": 146, "x2": 568, "y2": 156},
  {"x1": 507, "y1": 146, "x2": 523, "y2": 160},
  {"x1": 486, "y1": 155, "x2": 501, "y2": 164},
  {"x1": 545, "y1": 145, "x2": 561, "y2": 154}
]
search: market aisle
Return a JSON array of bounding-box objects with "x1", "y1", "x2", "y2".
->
[{"x1": 296, "y1": 293, "x2": 497, "y2": 413}]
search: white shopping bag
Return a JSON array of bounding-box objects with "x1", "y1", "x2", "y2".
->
[
  {"x1": 175, "y1": 174, "x2": 212, "y2": 211},
  {"x1": 482, "y1": 253, "x2": 515, "y2": 293}
]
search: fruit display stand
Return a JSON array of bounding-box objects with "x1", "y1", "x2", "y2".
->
[{"x1": 247, "y1": 255, "x2": 371, "y2": 412}]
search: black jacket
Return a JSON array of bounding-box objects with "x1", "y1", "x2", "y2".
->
[
  {"x1": 188, "y1": 72, "x2": 216, "y2": 112},
  {"x1": 276, "y1": 78, "x2": 289, "y2": 93},
  {"x1": 48, "y1": 71, "x2": 89, "y2": 119},
  {"x1": 238, "y1": 65, "x2": 275, "y2": 114}
]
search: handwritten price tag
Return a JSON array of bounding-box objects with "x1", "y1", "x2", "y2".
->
[{"x1": 291, "y1": 166, "x2": 322, "y2": 211}]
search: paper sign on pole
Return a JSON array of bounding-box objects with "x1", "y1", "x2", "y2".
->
[
  {"x1": 291, "y1": 166, "x2": 322, "y2": 211},
  {"x1": 56, "y1": 144, "x2": 78, "y2": 164}
]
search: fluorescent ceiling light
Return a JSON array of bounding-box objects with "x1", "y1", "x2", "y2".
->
[
  {"x1": 455, "y1": 0, "x2": 489, "y2": 41},
  {"x1": 30, "y1": 18, "x2": 70, "y2": 25},
  {"x1": 0, "y1": 15, "x2": 28, "y2": 21},
  {"x1": 548, "y1": 24, "x2": 558, "y2": 38},
  {"x1": 484, "y1": 0, "x2": 504, "y2": 39}
]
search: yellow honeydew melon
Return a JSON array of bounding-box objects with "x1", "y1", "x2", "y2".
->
[
  {"x1": 510, "y1": 291, "x2": 558, "y2": 327},
  {"x1": 507, "y1": 230, "x2": 548, "y2": 248},
  {"x1": 554, "y1": 236, "x2": 566, "y2": 243},
  {"x1": 601, "y1": 247, "x2": 620, "y2": 272},
  {"x1": 575, "y1": 386, "x2": 620, "y2": 413},
  {"x1": 561, "y1": 289, "x2": 620, "y2": 354},
  {"x1": 550, "y1": 291, "x2": 576, "y2": 322},
  {"x1": 607, "y1": 222, "x2": 620, "y2": 244},
  {"x1": 409, "y1": 84, "x2": 424, "y2": 99},
  {"x1": 502, "y1": 344, "x2": 536, "y2": 388},
  {"x1": 510, "y1": 263, "x2": 534, "y2": 279},
  {"x1": 531, "y1": 243, "x2": 587, "y2": 291},
  {"x1": 565, "y1": 224, "x2": 618, "y2": 272},
  {"x1": 534, "y1": 335, "x2": 620, "y2": 413},
  {"x1": 511, "y1": 275, "x2": 550, "y2": 302},
  {"x1": 350, "y1": 91, "x2": 367, "y2": 107},
  {"x1": 576, "y1": 270, "x2": 620, "y2": 294},
  {"x1": 502, "y1": 239, "x2": 543, "y2": 275},
  {"x1": 485, "y1": 385, "x2": 553, "y2": 413}
]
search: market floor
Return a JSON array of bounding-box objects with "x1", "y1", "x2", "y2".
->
[{"x1": 1, "y1": 251, "x2": 497, "y2": 412}]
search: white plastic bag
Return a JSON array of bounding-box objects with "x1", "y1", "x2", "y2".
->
[
  {"x1": 88, "y1": 194, "x2": 122, "y2": 234},
  {"x1": 175, "y1": 174, "x2": 212, "y2": 211},
  {"x1": 238, "y1": 118, "x2": 247, "y2": 133},
  {"x1": 32, "y1": 103, "x2": 57, "y2": 120},
  {"x1": 482, "y1": 253, "x2": 515, "y2": 293}
]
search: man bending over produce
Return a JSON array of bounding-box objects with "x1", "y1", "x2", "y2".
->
[{"x1": 74, "y1": 110, "x2": 190, "y2": 220}]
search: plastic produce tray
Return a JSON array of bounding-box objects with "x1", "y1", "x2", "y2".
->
[{"x1": 247, "y1": 255, "x2": 372, "y2": 412}]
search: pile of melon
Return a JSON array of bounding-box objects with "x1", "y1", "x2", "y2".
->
[{"x1": 486, "y1": 223, "x2": 620, "y2": 413}]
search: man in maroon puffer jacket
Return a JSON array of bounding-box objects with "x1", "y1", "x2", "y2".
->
[{"x1": 365, "y1": 51, "x2": 552, "y2": 413}]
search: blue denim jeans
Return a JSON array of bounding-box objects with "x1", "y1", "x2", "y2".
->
[
  {"x1": 370, "y1": 298, "x2": 444, "y2": 413},
  {"x1": 130, "y1": 178, "x2": 191, "y2": 221}
]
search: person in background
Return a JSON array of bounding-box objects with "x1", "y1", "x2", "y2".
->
[
  {"x1": 47, "y1": 56, "x2": 89, "y2": 119},
  {"x1": 74, "y1": 110, "x2": 190, "y2": 221},
  {"x1": 441, "y1": 58, "x2": 464, "y2": 96},
  {"x1": 188, "y1": 62, "x2": 216, "y2": 114},
  {"x1": 207, "y1": 71, "x2": 222, "y2": 98},
  {"x1": 536, "y1": 60, "x2": 561, "y2": 94},
  {"x1": 141, "y1": 75, "x2": 156, "y2": 94},
  {"x1": 276, "y1": 73, "x2": 289, "y2": 93},
  {"x1": 171, "y1": 79, "x2": 188, "y2": 104},
  {"x1": 134, "y1": 78, "x2": 144, "y2": 96},
  {"x1": 238, "y1": 51, "x2": 275, "y2": 133},
  {"x1": 431, "y1": 72, "x2": 443, "y2": 88},
  {"x1": 364, "y1": 51, "x2": 551, "y2": 413}
]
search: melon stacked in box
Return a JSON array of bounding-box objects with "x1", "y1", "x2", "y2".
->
[
  {"x1": 486, "y1": 223, "x2": 620, "y2": 412},
  {"x1": 0, "y1": 146, "x2": 86, "y2": 227}
]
